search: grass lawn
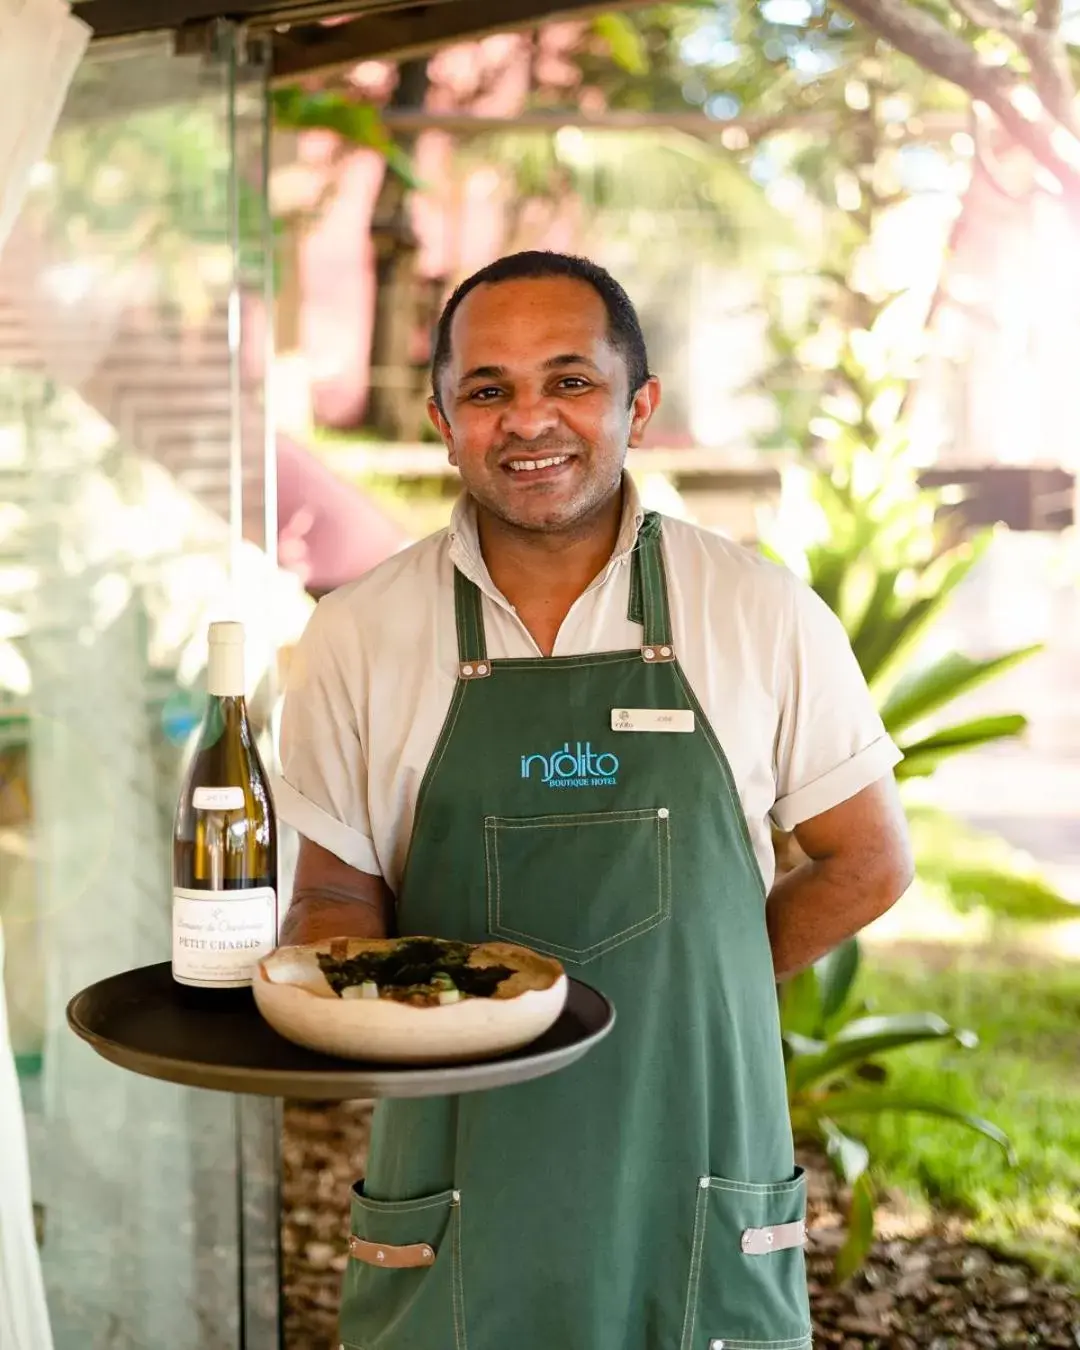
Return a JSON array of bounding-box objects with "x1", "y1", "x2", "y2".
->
[{"x1": 853, "y1": 941, "x2": 1080, "y2": 1288}]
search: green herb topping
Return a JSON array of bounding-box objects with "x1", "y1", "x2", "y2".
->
[{"x1": 316, "y1": 937, "x2": 513, "y2": 1001}]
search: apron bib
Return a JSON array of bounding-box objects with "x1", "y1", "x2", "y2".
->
[{"x1": 339, "y1": 514, "x2": 813, "y2": 1350}]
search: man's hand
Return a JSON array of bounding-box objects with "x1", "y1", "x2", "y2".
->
[
  {"x1": 278, "y1": 837, "x2": 395, "y2": 946},
  {"x1": 766, "y1": 774, "x2": 913, "y2": 981}
]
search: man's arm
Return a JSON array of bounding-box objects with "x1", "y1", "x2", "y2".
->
[
  {"x1": 766, "y1": 774, "x2": 913, "y2": 981},
  {"x1": 278, "y1": 837, "x2": 396, "y2": 946}
]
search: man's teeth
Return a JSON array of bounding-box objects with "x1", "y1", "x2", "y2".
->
[{"x1": 507, "y1": 455, "x2": 570, "y2": 472}]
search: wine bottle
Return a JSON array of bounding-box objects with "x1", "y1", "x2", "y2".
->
[{"x1": 172, "y1": 621, "x2": 278, "y2": 1004}]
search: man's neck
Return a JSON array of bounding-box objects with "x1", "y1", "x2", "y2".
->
[{"x1": 475, "y1": 487, "x2": 625, "y2": 654}]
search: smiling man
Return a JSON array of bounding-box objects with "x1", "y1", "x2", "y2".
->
[{"x1": 275, "y1": 251, "x2": 914, "y2": 1350}]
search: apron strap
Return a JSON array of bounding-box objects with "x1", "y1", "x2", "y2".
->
[
  {"x1": 634, "y1": 512, "x2": 675, "y2": 661},
  {"x1": 453, "y1": 568, "x2": 492, "y2": 680},
  {"x1": 452, "y1": 509, "x2": 674, "y2": 678}
]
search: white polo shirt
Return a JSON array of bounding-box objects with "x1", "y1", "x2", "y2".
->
[{"x1": 276, "y1": 478, "x2": 901, "y2": 893}]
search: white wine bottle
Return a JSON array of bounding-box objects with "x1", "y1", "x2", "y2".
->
[{"x1": 172, "y1": 621, "x2": 278, "y2": 1003}]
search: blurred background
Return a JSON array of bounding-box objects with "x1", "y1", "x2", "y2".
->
[{"x1": 1, "y1": 1, "x2": 1079, "y2": 1347}]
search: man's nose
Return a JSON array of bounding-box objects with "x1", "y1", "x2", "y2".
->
[{"x1": 498, "y1": 391, "x2": 559, "y2": 441}]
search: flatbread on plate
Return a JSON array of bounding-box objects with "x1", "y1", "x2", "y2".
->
[{"x1": 253, "y1": 935, "x2": 568, "y2": 1064}]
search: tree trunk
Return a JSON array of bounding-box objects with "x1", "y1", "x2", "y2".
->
[{"x1": 365, "y1": 59, "x2": 428, "y2": 441}]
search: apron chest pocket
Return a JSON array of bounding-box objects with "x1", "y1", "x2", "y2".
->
[
  {"x1": 681, "y1": 1166, "x2": 812, "y2": 1350},
  {"x1": 484, "y1": 806, "x2": 672, "y2": 964},
  {"x1": 339, "y1": 1186, "x2": 466, "y2": 1350}
]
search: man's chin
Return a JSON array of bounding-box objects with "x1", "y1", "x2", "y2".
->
[
  {"x1": 471, "y1": 473, "x2": 622, "y2": 536},
  {"x1": 490, "y1": 499, "x2": 587, "y2": 534}
]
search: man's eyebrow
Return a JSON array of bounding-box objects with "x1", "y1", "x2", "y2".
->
[
  {"x1": 457, "y1": 354, "x2": 604, "y2": 388},
  {"x1": 543, "y1": 353, "x2": 602, "y2": 373},
  {"x1": 459, "y1": 364, "x2": 506, "y2": 384},
  {"x1": 458, "y1": 354, "x2": 603, "y2": 385}
]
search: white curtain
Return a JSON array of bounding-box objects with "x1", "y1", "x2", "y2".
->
[
  {"x1": 0, "y1": 0, "x2": 89, "y2": 254},
  {"x1": 0, "y1": 9, "x2": 86, "y2": 1346},
  {"x1": 0, "y1": 918, "x2": 55, "y2": 1350}
]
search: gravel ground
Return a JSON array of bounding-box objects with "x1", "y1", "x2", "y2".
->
[{"x1": 282, "y1": 1100, "x2": 1080, "y2": 1350}]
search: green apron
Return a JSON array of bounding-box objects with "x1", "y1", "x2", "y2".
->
[{"x1": 339, "y1": 514, "x2": 813, "y2": 1350}]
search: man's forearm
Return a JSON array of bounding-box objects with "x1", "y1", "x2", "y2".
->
[
  {"x1": 279, "y1": 886, "x2": 393, "y2": 946},
  {"x1": 765, "y1": 854, "x2": 908, "y2": 981}
]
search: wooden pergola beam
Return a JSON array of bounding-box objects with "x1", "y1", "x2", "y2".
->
[{"x1": 376, "y1": 108, "x2": 968, "y2": 137}]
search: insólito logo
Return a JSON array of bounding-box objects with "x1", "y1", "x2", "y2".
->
[{"x1": 520, "y1": 742, "x2": 619, "y2": 789}]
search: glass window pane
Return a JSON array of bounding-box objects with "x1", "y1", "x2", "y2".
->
[{"x1": 0, "y1": 26, "x2": 286, "y2": 1350}]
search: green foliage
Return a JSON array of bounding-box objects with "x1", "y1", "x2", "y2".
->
[
  {"x1": 833, "y1": 1170, "x2": 876, "y2": 1281},
  {"x1": 459, "y1": 125, "x2": 786, "y2": 259},
  {"x1": 908, "y1": 807, "x2": 1080, "y2": 924},
  {"x1": 591, "y1": 12, "x2": 650, "y2": 75},
  {"x1": 574, "y1": 4, "x2": 961, "y2": 126},
  {"x1": 271, "y1": 88, "x2": 418, "y2": 188},
  {"x1": 847, "y1": 953, "x2": 1080, "y2": 1288},
  {"x1": 768, "y1": 422, "x2": 1042, "y2": 746},
  {"x1": 781, "y1": 938, "x2": 1016, "y2": 1280}
]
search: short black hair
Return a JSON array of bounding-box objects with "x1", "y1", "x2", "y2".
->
[{"x1": 430, "y1": 250, "x2": 650, "y2": 413}]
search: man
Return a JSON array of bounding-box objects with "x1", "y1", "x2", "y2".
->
[{"x1": 276, "y1": 250, "x2": 913, "y2": 1350}]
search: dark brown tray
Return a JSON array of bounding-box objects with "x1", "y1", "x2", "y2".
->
[{"x1": 66, "y1": 962, "x2": 616, "y2": 1100}]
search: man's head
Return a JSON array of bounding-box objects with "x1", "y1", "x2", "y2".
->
[{"x1": 428, "y1": 251, "x2": 661, "y2": 537}]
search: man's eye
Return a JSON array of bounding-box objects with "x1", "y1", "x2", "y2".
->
[
  {"x1": 469, "y1": 387, "x2": 503, "y2": 402},
  {"x1": 558, "y1": 377, "x2": 591, "y2": 390}
]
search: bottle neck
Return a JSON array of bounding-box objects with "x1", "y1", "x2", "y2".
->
[
  {"x1": 207, "y1": 640, "x2": 244, "y2": 697},
  {"x1": 205, "y1": 693, "x2": 251, "y2": 730}
]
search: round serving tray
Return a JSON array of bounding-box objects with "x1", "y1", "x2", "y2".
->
[{"x1": 66, "y1": 962, "x2": 616, "y2": 1100}]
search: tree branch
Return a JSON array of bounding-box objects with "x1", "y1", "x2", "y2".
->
[
  {"x1": 838, "y1": 0, "x2": 1080, "y2": 202},
  {"x1": 947, "y1": 0, "x2": 1077, "y2": 128},
  {"x1": 1036, "y1": 0, "x2": 1062, "y2": 33},
  {"x1": 948, "y1": 0, "x2": 1024, "y2": 39}
]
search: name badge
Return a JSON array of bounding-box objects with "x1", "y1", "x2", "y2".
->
[{"x1": 611, "y1": 708, "x2": 695, "y2": 733}]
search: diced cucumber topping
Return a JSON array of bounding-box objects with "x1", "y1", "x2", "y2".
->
[
  {"x1": 340, "y1": 981, "x2": 380, "y2": 1001},
  {"x1": 437, "y1": 989, "x2": 462, "y2": 1005}
]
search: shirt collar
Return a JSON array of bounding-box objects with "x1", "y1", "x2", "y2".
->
[{"x1": 448, "y1": 472, "x2": 646, "y2": 597}]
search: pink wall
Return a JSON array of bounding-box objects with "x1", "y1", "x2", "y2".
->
[{"x1": 298, "y1": 28, "x2": 590, "y2": 430}]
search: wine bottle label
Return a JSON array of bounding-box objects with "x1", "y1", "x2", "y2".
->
[
  {"x1": 192, "y1": 786, "x2": 246, "y2": 811},
  {"x1": 172, "y1": 886, "x2": 278, "y2": 988}
]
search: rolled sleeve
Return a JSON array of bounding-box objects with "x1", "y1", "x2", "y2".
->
[
  {"x1": 276, "y1": 594, "x2": 383, "y2": 877},
  {"x1": 273, "y1": 774, "x2": 381, "y2": 875},
  {"x1": 771, "y1": 577, "x2": 903, "y2": 831},
  {"x1": 772, "y1": 734, "x2": 902, "y2": 832}
]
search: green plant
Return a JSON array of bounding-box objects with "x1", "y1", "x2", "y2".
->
[
  {"x1": 765, "y1": 323, "x2": 1073, "y2": 1282},
  {"x1": 782, "y1": 937, "x2": 1016, "y2": 1280},
  {"x1": 764, "y1": 335, "x2": 1076, "y2": 923},
  {"x1": 271, "y1": 88, "x2": 418, "y2": 188}
]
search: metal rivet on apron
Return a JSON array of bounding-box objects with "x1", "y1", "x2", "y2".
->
[
  {"x1": 699, "y1": 1176, "x2": 709, "y2": 1189},
  {"x1": 376, "y1": 1249, "x2": 386, "y2": 1262},
  {"x1": 658, "y1": 808, "x2": 669, "y2": 819},
  {"x1": 643, "y1": 647, "x2": 655, "y2": 660},
  {"x1": 452, "y1": 1189, "x2": 461, "y2": 1204},
  {"x1": 422, "y1": 1246, "x2": 433, "y2": 1259},
  {"x1": 462, "y1": 664, "x2": 474, "y2": 676},
  {"x1": 477, "y1": 663, "x2": 488, "y2": 675},
  {"x1": 709, "y1": 1341, "x2": 725, "y2": 1349},
  {"x1": 765, "y1": 1232, "x2": 774, "y2": 1245},
  {"x1": 660, "y1": 645, "x2": 672, "y2": 657}
]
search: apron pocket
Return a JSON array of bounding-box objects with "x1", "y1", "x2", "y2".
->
[
  {"x1": 484, "y1": 806, "x2": 672, "y2": 964},
  {"x1": 680, "y1": 1166, "x2": 813, "y2": 1350},
  {"x1": 339, "y1": 1185, "x2": 466, "y2": 1350}
]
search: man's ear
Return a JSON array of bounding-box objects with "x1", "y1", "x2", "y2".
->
[
  {"x1": 628, "y1": 375, "x2": 662, "y2": 448},
  {"x1": 427, "y1": 396, "x2": 457, "y2": 466}
]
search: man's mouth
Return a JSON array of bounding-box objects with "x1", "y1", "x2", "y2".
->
[{"x1": 504, "y1": 454, "x2": 572, "y2": 474}]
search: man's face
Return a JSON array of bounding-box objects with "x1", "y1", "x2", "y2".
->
[{"x1": 428, "y1": 276, "x2": 660, "y2": 535}]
